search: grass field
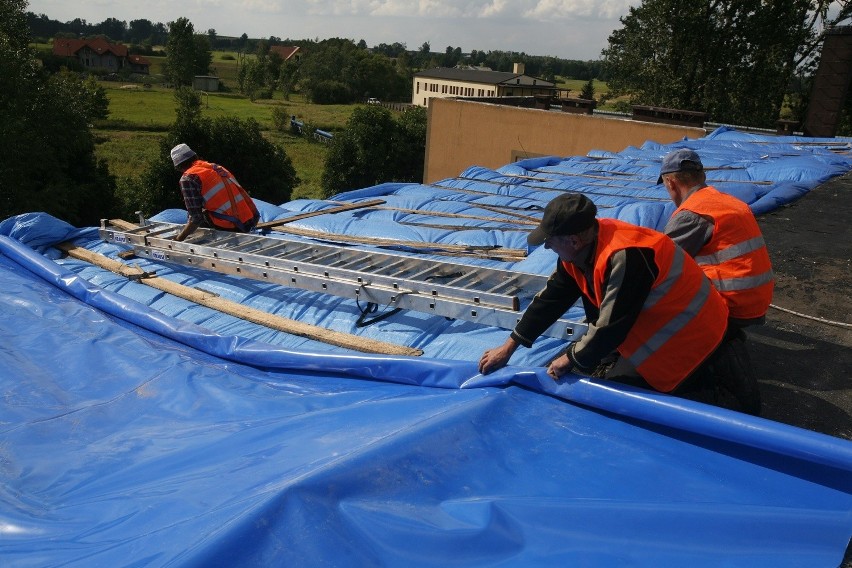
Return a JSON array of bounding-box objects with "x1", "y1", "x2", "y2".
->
[
  {"x1": 92, "y1": 55, "x2": 615, "y2": 203},
  {"x1": 94, "y1": 81, "x2": 358, "y2": 200}
]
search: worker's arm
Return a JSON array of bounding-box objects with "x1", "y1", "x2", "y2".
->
[
  {"x1": 478, "y1": 336, "x2": 520, "y2": 375},
  {"x1": 479, "y1": 262, "x2": 581, "y2": 375},
  {"x1": 664, "y1": 210, "x2": 713, "y2": 257},
  {"x1": 566, "y1": 248, "x2": 657, "y2": 373},
  {"x1": 174, "y1": 218, "x2": 200, "y2": 242},
  {"x1": 176, "y1": 173, "x2": 205, "y2": 241}
]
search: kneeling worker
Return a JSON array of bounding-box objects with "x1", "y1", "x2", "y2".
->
[
  {"x1": 170, "y1": 143, "x2": 260, "y2": 242},
  {"x1": 478, "y1": 193, "x2": 760, "y2": 414},
  {"x1": 659, "y1": 148, "x2": 774, "y2": 332}
]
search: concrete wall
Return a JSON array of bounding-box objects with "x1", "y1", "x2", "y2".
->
[{"x1": 423, "y1": 98, "x2": 707, "y2": 183}]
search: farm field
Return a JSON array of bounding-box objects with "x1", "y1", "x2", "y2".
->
[
  {"x1": 90, "y1": 50, "x2": 616, "y2": 205},
  {"x1": 95, "y1": 83, "x2": 358, "y2": 201}
]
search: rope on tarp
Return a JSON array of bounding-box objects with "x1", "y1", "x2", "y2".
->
[{"x1": 770, "y1": 303, "x2": 852, "y2": 329}]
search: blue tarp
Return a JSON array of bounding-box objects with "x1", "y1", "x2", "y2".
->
[{"x1": 1, "y1": 127, "x2": 851, "y2": 566}]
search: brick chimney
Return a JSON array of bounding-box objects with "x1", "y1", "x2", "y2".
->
[{"x1": 513, "y1": 62, "x2": 525, "y2": 75}]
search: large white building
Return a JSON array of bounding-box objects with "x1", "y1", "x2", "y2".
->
[{"x1": 412, "y1": 63, "x2": 557, "y2": 107}]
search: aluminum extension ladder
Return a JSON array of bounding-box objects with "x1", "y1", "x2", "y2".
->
[{"x1": 99, "y1": 219, "x2": 588, "y2": 341}]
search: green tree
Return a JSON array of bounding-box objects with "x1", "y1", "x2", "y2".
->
[
  {"x1": 297, "y1": 38, "x2": 410, "y2": 104},
  {"x1": 96, "y1": 17, "x2": 126, "y2": 42},
  {"x1": 193, "y1": 34, "x2": 212, "y2": 76},
  {"x1": 580, "y1": 79, "x2": 595, "y2": 101},
  {"x1": 393, "y1": 106, "x2": 428, "y2": 183},
  {"x1": 278, "y1": 58, "x2": 300, "y2": 99},
  {"x1": 119, "y1": 88, "x2": 298, "y2": 217},
  {"x1": 1, "y1": 0, "x2": 115, "y2": 226},
  {"x1": 164, "y1": 17, "x2": 197, "y2": 86},
  {"x1": 321, "y1": 105, "x2": 426, "y2": 197},
  {"x1": 128, "y1": 19, "x2": 154, "y2": 44},
  {"x1": 602, "y1": 0, "x2": 851, "y2": 128}
]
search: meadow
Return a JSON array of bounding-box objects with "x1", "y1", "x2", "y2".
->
[
  {"x1": 93, "y1": 51, "x2": 615, "y2": 202},
  {"x1": 95, "y1": 82, "x2": 356, "y2": 200}
]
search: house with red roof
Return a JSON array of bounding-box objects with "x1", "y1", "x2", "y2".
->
[
  {"x1": 269, "y1": 45, "x2": 301, "y2": 62},
  {"x1": 52, "y1": 37, "x2": 151, "y2": 75}
]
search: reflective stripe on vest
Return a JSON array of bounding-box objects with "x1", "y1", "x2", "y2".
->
[
  {"x1": 205, "y1": 180, "x2": 248, "y2": 215},
  {"x1": 675, "y1": 186, "x2": 774, "y2": 320},
  {"x1": 630, "y1": 268, "x2": 713, "y2": 369},
  {"x1": 564, "y1": 219, "x2": 727, "y2": 391},
  {"x1": 695, "y1": 235, "x2": 765, "y2": 265}
]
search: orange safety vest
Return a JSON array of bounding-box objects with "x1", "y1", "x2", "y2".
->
[
  {"x1": 674, "y1": 186, "x2": 774, "y2": 320},
  {"x1": 563, "y1": 219, "x2": 728, "y2": 392},
  {"x1": 186, "y1": 160, "x2": 260, "y2": 231}
]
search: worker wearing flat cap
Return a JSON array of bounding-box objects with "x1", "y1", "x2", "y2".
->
[
  {"x1": 170, "y1": 143, "x2": 260, "y2": 242},
  {"x1": 659, "y1": 148, "x2": 774, "y2": 332},
  {"x1": 479, "y1": 193, "x2": 760, "y2": 414}
]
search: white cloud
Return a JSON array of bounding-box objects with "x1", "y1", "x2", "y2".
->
[
  {"x1": 525, "y1": 0, "x2": 636, "y2": 21},
  {"x1": 298, "y1": 0, "x2": 635, "y2": 20},
  {"x1": 26, "y1": 0, "x2": 634, "y2": 59}
]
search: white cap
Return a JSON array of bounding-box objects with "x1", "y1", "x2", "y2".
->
[{"x1": 170, "y1": 143, "x2": 196, "y2": 167}]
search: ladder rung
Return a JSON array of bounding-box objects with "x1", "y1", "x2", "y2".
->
[
  {"x1": 485, "y1": 278, "x2": 522, "y2": 295},
  {"x1": 371, "y1": 259, "x2": 409, "y2": 275},
  {"x1": 444, "y1": 272, "x2": 479, "y2": 288},
  {"x1": 406, "y1": 265, "x2": 443, "y2": 280},
  {"x1": 330, "y1": 256, "x2": 364, "y2": 269},
  {"x1": 254, "y1": 242, "x2": 293, "y2": 257},
  {"x1": 304, "y1": 250, "x2": 341, "y2": 264}
]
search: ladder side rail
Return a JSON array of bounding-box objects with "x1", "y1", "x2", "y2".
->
[{"x1": 129, "y1": 245, "x2": 586, "y2": 340}]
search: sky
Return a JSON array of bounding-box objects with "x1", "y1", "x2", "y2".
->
[{"x1": 26, "y1": 0, "x2": 642, "y2": 61}]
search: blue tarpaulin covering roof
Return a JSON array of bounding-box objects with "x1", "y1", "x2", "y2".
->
[{"x1": 2, "y1": 127, "x2": 852, "y2": 566}]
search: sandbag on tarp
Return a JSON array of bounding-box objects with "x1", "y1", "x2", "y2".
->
[{"x1": 1, "y1": 236, "x2": 851, "y2": 567}]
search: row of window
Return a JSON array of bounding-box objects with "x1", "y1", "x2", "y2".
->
[{"x1": 415, "y1": 81, "x2": 496, "y2": 98}]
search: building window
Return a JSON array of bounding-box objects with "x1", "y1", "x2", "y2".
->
[{"x1": 416, "y1": 82, "x2": 420, "y2": 94}]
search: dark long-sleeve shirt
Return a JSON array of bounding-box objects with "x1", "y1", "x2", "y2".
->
[{"x1": 511, "y1": 244, "x2": 659, "y2": 372}]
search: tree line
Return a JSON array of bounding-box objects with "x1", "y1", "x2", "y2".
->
[
  {"x1": 6, "y1": 0, "x2": 850, "y2": 228},
  {"x1": 25, "y1": 11, "x2": 605, "y2": 81}
]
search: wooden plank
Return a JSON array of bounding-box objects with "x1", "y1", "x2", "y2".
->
[
  {"x1": 58, "y1": 242, "x2": 423, "y2": 357},
  {"x1": 108, "y1": 214, "x2": 526, "y2": 261},
  {"x1": 266, "y1": 225, "x2": 528, "y2": 261},
  {"x1": 255, "y1": 199, "x2": 386, "y2": 229},
  {"x1": 372, "y1": 205, "x2": 538, "y2": 225}
]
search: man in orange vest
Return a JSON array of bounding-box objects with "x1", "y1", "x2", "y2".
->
[
  {"x1": 658, "y1": 148, "x2": 774, "y2": 332},
  {"x1": 478, "y1": 193, "x2": 760, "y2": 414},
  {"x1": 170, "y1": 143, "x2": 260, "y2": 242}
]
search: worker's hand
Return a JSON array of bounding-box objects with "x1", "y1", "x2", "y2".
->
[
  {"x1": 547, "y1": 353, "x2": 575, "y2": 381},
  {"x1": 478, "y1": 341, "x2": 516, "y2": 375}
]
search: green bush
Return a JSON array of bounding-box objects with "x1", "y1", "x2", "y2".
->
[
  {"x1": 321, "y1": 105, "x2": 425, "y2": 198},
  {"x1": 309, "y1": 80, "x2": 352, "y2": 105},
  {"x1": 118, "y1": 88, "x2": 299, "y2": 216}
]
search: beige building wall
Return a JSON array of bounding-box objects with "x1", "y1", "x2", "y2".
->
[
  {"x1": 423, "y1": 98, "x2": 707, "y2": 183},
  {"x1": 412, "y1": 77, "x2": 556, "y2": 107},
  {"x1": 412, "y1": 78, "x2": 497, "y2": 107}
]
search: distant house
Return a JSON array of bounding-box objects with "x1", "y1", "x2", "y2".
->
[
  {"x1": 52, "y1": 37, "x2": 151, "y2": 75},
  {"x1": 269, "y1": 45, "x2": 301, "y2": 62},
  {"x1": 126, "y1": 54, "x2": 152, "y2": 75},
  {"x1": 412, "y1": 63, "x2": 556, "y2": 108}
]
